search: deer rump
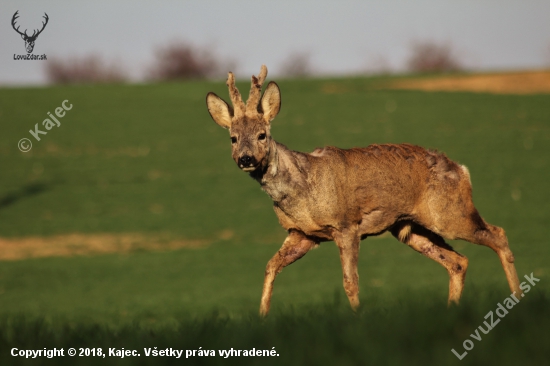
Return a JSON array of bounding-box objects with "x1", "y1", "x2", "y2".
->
[{"x1": 270, "y1": 143, "x2": 475, "y2": 243}]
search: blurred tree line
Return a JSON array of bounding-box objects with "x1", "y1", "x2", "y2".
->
[{"x1": 45, "y1": 40, "x2": 466, "y2": 84}]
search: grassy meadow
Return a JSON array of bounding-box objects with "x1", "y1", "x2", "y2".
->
[{"x1": 0, "y1": 74, "x2": 549, "y2": 365}]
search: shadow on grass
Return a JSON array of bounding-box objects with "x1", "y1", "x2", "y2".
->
[
  {"x1": 0, "y1": 183, "x2": 49, "y2": 210},
  {"x1": 0, "y1": 290, "x2": 547, "y2": 366}
]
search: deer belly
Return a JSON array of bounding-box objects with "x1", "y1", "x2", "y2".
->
[
  {"x1": 273, "y1": 205, "x2": 333, "y2": 239},
  {"x1": 357, "y1": 209, "x2": 400, "y2": 236}
]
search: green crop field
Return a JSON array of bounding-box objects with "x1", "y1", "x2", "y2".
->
[{"x1": 0, "y1": 75, "x2": 548, "y2": 365}]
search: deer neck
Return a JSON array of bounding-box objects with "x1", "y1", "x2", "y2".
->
[{"x1": 250, "y1": 140, "x2": 307, "y2": 203}]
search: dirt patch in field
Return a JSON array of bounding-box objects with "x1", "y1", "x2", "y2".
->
[
  {"x1": 382, "y1": 70, "x2": 550, "y2": 94},
  {"x1": 0, "y1": 233, "x2": 210, "y2": 261}
]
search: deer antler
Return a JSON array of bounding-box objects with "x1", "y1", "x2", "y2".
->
[
  {"x1": 226, "y1": 72, "x2": 246, "y2": 119},
  {"x1": 245, "y1": 65, "x2": 268, "y2": 116},
  {"x1": 11, "y1": 11, "x2": 28, "y2": 38},
  {"x1": 11, "y1": 11, "x2": 49, "y2": 40},
  {"x1": 30, "y1": 13, "x2": 49, "y2": 39}
]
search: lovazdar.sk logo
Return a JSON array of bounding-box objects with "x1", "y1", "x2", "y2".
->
[{"x1": 12, "y1": 10, "x2": 48, "y2": 60}]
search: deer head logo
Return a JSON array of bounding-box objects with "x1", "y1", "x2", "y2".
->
[{"x1": 11, "y1": 11, "x2": 49, "y2": 54}]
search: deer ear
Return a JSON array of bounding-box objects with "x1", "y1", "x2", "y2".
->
[
  {"x1": 206, "y1": 92, "x2": 233, "y2": 129},
  {"x1": 260, "y1": 82, "x2": 281, "y2": 123}
]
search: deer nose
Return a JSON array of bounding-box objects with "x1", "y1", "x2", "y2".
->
[{"x1": 239, "y1": 155, "x2": 253, "y2": 166}]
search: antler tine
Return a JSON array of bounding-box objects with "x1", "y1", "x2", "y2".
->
[
  {"x1": 245, "y1": 65, "x2": 268, "y2": 115},
  {"x1": 11, "y1": 10, "x2": 26, "y2": 36},
  {"x1": 226, "y1": 72, "x2": 245, "y2": 118},
  {"x1": 34, "y1": 13, "x2": 49, "y2": 37}
]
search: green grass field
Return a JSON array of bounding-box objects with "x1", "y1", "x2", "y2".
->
[{"x1": 0, "y1": 75, "x2": 549, "y2": 365}]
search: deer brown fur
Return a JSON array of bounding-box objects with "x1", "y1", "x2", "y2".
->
[{"x1": 206, "y1": 65, "x2": 522, "y2": 317}]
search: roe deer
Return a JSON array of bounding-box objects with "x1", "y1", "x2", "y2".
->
[{"x1": 206, "y1": 65, "x2": 522, "y2": 317}]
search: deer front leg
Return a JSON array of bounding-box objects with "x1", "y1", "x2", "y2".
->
[
  {"x1": 260, "y1": 230, "x2": 317, "y2": 317},
  {"x1": 334, "y1": 229, "x2": 361, "y2": 311}
]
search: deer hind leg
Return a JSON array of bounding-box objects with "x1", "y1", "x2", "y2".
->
[
  {"x1": 259, "y1": 230, "x2": 317, "y2": 317},
  {"x1": 458, "y1": 211, "x2": 522, "y2": 296},
  {"x1": 391, "y1": 223, "x2": 469, "y2": 305},
  {"x1": 333, "y1": 229, "x2": 361, "y2": 311}
]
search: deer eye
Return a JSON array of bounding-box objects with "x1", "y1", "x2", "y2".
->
[
  {"x1": 258, "y1": 133, "x2": 266, "y2": 141},
  {"x1": 231, "y1": 136, "x2": 237, "y2": 144}
]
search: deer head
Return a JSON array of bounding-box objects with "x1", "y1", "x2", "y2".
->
[
  {"x1": 12, "y1": 11, "x2": 49, "y2": 54},
  {"x1": 206, "y1": 65, "x2": 281, "y2": 173}
]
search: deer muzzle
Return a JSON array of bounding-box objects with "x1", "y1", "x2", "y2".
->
[{"x1": 238, "y1": 155, "x2": 258, "y2": 171}]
